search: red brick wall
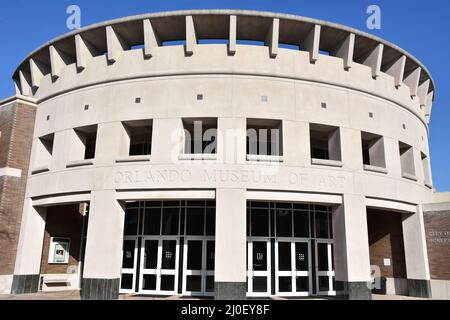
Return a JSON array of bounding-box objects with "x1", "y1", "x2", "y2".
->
[
  {"x1": 423, "y1": 210, "x2": 450, "y2": 280},
  {"x1": 0, "y1": 101, "x2": 36, "y2": 275},
  {"x1": 367, "y1": 209, "x2": 407, "y2": 278},
  {"x1": 40, "y1": 204, "x2": 84, "y2": 274}
]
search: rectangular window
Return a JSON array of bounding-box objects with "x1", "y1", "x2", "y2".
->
[
  {"x1": 33, "y1": 133, "x2": 54, "y2": 174},
  {"x1": 361, "y1": 131, "x2": 386, "y2": 171},
  {"x1": 247, "y1": 119, "x2": 283, "y2": 156},
  {"x1": 310, "y1": 123, "x2": 341, "y2": 162},
  {"x1": 73, "y1": 125, "x2": 98, "y2": 160},
  {"x1": 123, "y1": 120, "x2": 153, "y2": 156},
  {"x1": 421, "y1": 152, "x2": 432, "y2": 187},
  {"x1": 399, "y1": 142, "x2": 416, "y2": 180},
  {"x1": 183, "y1": 118, "x2": 217, "y2": 154},
  {"x1": 48, "y1": 237, "x2": 71, "y2": 264}
]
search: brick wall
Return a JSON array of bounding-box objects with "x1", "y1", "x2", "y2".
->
[
  {"x1": 367, "y1": 209, "x2": 407, "y2": 279},
  {"x1": 40, "y1": 204, "x2": 84, "y2": 274},
  {"x1": 423, "y1": 210, "x2": 450, "y2": 280},
  {"x1": 0, "y1": 101, "x2": 36, "y2": 275}
]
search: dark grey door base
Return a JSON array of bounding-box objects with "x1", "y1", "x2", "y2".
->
[
  {"x1": 81, "y1": 278, "x2": 120, "y2": 300},
  {"x1": 408, "y1": 279, "x2": 432, "y2": 298},
  {"x1": 11, "y1": 274, "x2": 40, "y2": 294},
  {"x1": 215, "y1": 282, "x2": 247, "y2": 300},
  {"x1": 335, "y1": 281, "x2": 372, "y2": 300}
]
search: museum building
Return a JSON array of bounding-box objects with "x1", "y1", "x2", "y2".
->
[{"x1": 0, "y1": 10, "x2": 449, "y2": 300}]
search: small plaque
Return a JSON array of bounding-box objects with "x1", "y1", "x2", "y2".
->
[{"x1": 383, "y1": 258, "x2": 391, "y2": 266}]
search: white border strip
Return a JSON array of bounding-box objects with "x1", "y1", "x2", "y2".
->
[
  {"x1": 247, "y1": 190, "x2": 343, "y2": 204},
  {"x1": 0, "y1": 167, "x2": 22, "y2": 178},
  {"x1": 32, "y1": 193, "x2": 91, "y2": 207},
  {"x1": 116, "y1": 189, "x2": 215, "y2": 201},
  {"x1": 366, "y1": 197, "x2": 417, "y2": 213}
]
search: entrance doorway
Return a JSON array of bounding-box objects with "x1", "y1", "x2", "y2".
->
[
  {"x1": 246, "y1": 201, "x2": 335, "y2": 297},
  {"x1": 119, "y1": 200, "x2": 216, "y2": 297}
]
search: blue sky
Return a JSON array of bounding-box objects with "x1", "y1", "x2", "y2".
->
[{"x1": 0, "y1": 0, "x2": 449, "y2": 191}]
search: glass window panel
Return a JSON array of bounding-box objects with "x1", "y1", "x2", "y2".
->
[
  {"x1": 253, "y1": 277, "x2": 267, "y2": 293},
  {"x1": 122, "y1": 240, "x2": 135, "y2": 269},
  {"x1": 317, "y1": 243, "x2": 329, "y2": 272},
  {"x1": 186, "y1": 200, "x2": 206, "y2": 207},
  {"x1": 276, "y1": 209, "x2": 292, "y2": 237},
  {"x1": 187, "y1": 241, "x2": 203, "y2": 270},
  {"x1": 120, "y1": 274, "x2": 133, "y2": 290},
  {"x1": 162, "y1": 207, "x2": 179, "y2": 235},
  {"x1": 315, "y1": 205, "x2": 329, "y2": 212},
  {"x1": 124, "y1": 209, "x2": 139, "y2": 236},
  {"x1": 315, "y1": 212, "x2": 329, "y2": 239},
  {"x1": 319, "y1": 276, "x2": 330, "y2": 292},
  {"x1": 160, "y1": 275, "x2": 175, "y2": 291},
  {"x1": 161, "y1": 240, "x2": 176, "y2": 270},
  {"x1": 145, "y1": 201, "x2": 162, "y2": 207},
  {"x1": 142, "y1": 275, "x2": 157, "y2": 291},
  {"x1": 251, "y1": 209, "x2": 269, "y2": 237},
  {"x1": 295, "y1": 242, "x2": 309, "y2": 271},
  {"x1": 186, "y1": 276, "x2": 202, "y2": 292},
  {"x1": 276, "y1": 202, "x2": 291, "y2": 209},
  {"x1": 278, "y1": 242, "x2": 291, "y2": 271},
  {"x1": 205, "y1": 208, "x2": 215, "y2": 236},
  {"x1": 252, "y1": 242, "x2": 267, "y2": 271},
  {"x1": 186, "y1": 207, "x2": 205, "y2": 236},
  {"x1": 293, "y1": 203, "x2": 309, "y2": 210},
  {"x1": 163, "y1": 201, "x2": 180, "y2": 207},
  {"x1": 278, "y1": 277, "x2": 292, "y2": 292},
  {"x1": 206, "y1": 276, "x2": 215, "y2": 292},
  {"x1": 206, "y1": 241, "x2": 215, "y2": 271},
  {"x1": 329, "y1": 212, "x2": 333, "y2": 239},
  {"x1": 251, "y1": 201, "x2": 270, "y2": 208},
  {"x1": 296, "y1": 277, "x2": 309, "y2": 293},
  {"x1": 144, "y1": 240, "x2": 158, "y2": 269},
  {"x1": 143, "y1": 208, "x2": 161, "y2": 235},
  {"x1": 294, "y1": 211, "x2": 309, "y2": 238}
]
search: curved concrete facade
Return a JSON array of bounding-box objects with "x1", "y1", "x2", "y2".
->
[{"x1": 9, "y1": 10, "x2": 438, "y2": 300}]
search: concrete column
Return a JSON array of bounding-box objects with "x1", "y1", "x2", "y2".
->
[
  {"x1": 332, "y1": 33, "x2": 355, "y2": 70},
  {"x1": 228, "y1": 15, "x2": 237, "y2": 55},
  {"x1": 185, "y1": 16, "x2": 197, "y2": 56},
  {"x1": 215, "y1": 188, "x2": 247, "y2": 300},
  {"x1": 340, "y1": 127, "x2": 362, "y2": 170},
  {"x1": 301, "y1": 25, "x2": 321, "y2": 63},
  {"x1": 75, "y1": 34, "x2": 99, "y2": 71},
  {"x1": 151, "y1": 118, "x2": 183, "y2": 164},
  {"x1": 333, "y1": 194, "x2": 372, "y2": 300},
  {"x1": 417, "y1": 79, "x2": 430, "y2": 108},
  {"x1": 81, "y1": 190, "x2": 125, "y2": 300},
  {"x1": 403, "y1": 67, "x2": 421, "y2": 98},
  {"x1": 217, "y1": 118, "x2": 246, "y2": 165},
  {"x1": 143, "y1": 19, "x2": 160, "y2": 59},
  {"x1": 106, "y1": 26, "x2": 128, "y2": 64},
  {"x1": 402, "y1": 206, "x2": 432, "y2": 298},
  {"x1": 283, "y1": 121, "x2": 310, "y2": 166},
  {"x1": 12, "y1": 199, "x2": 47, "y2": 294},
  {"x1": 19, "y1": 70, "x2": 32, "y2": 96},
  {"x1": 49, "y1": 45, "x2": 70, "y2": 80},
  {"x1": 265, "y1": 18, "x2": 279, "y2": 58},
  {"x1": 95, "y1": 122, "x2": 129, "y2": 166},
  {"x1": 385, "y1": 55, "x2": 406, "y2": 88},
  {"x1": 362, "y1": 44, "x2": 383, "y2": 79}
]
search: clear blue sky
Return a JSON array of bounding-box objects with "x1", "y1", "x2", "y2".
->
[{"x1": 0, "y1": 0, "x2": 449, "y2": 191}]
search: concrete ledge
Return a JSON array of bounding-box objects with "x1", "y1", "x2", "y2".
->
[
  {"x1": 11, "y1": 275, "x2": 40, "y2": 295},
  {"x1": 115, "y1": 155, "x2": 151, "y2": 163},
  {"x1": 408, "y1": 279, "x2": 432, "y2": 298},
  {"x1": 363, "y1": 164, "x2": 388, "y2": 174},
  {"x1": 246, "y1": 155, "x2": 284, "y2": 163},
  {"x1": 311, "y1": 158, "x2": 343, "y2": 168},
  {"x1": 179, "y1": 153, "x2": 217, "y2": 161},
  {"x1": 402, "y1": 172, "x2": 418, "y2": 181},
  {"x1": 81, "y1": 278, "x2": 120, "y2": 300},
  {"x1": 31, "y1": 165, "x2": 50, "y2": 175},
  {"x1": 66, "y1": 159, "x2": 94, "y2": 168},
  {"x1": 215, "y1": 282, "x2": 247, "y2": 300}
]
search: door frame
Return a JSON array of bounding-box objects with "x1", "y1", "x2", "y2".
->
[
  {"x1": 315, "y1": 239, "x2": 336, "y2": 296},
  {"x1": 119, "y1": 236, "x2": 139, "y2": 294},
  {"x1": 182, "y1": 236, "x2": 215, "y2": 297},
  {"x1": 247, "y1": 237, "x2": 272, "y2": 297},
  {"x1": 274, "y1": 237, "x2": 312, "y2": 297},
  {"x1": 139, "y1": 236, "x2": 180, "y2": 295}
]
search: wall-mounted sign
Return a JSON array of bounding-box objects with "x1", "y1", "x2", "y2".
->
[{"x1": 49, "y1": 237, "x2": 71, "y2": 264}]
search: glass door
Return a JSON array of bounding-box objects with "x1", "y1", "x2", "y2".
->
[
  {"x1": 315, "y1": 240, "x2": 336, "y2": 296},
  {"x1": 183, "y1": 238, "x2": 215, "y2": 296},
  {"x1": 119, "y1": 237, "x2": 138, "y2": 293},
  {"x1": 140, "y1": 237, "x2": 179, "y2": 295},
  {"x1": 275, "y1": 239, "x2": 312, "y2": 296},
  {"x1": 247, "y1": 239, "x2": 271, "y2": 297}
]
